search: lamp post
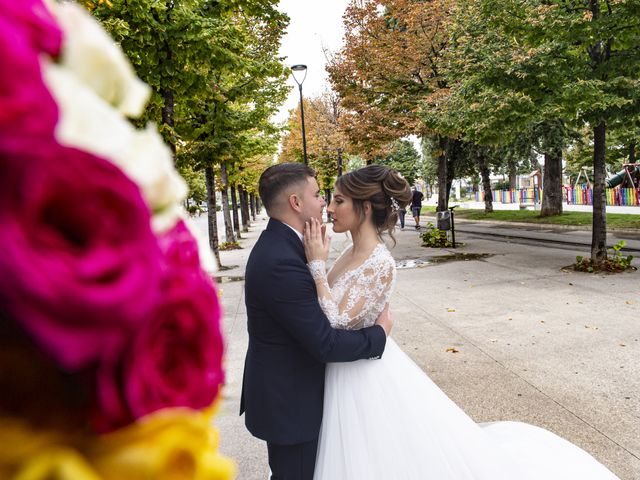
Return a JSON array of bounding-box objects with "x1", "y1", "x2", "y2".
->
[{"x1": 291, "y1": 64, "x2": 308, "y2": 165}]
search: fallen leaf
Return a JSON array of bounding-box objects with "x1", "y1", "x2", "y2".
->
[
  {"x1": 540, "y1": 320, "x2": 545, "y2": 324},
  {"x1": 620, "y1": 343, "x2": 627, "y2": 347},
  {"x1": 445, "y1": 347, "x2": 459, "y2": 353},
  {"x1": 447, "y1": 308, "x2": 456, "y2": 312},
  {"x1": 626, "y1": 300, "x2": 635, "y2": 305}
]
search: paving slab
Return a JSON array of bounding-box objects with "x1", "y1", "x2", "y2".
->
[{"x1": 197, "y1": 213, "x2": 640, "y2": 480}]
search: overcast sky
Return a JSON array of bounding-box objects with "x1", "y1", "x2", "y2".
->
[{"x1": 274, "y1": 0, "x2": 351, "y2": 124}]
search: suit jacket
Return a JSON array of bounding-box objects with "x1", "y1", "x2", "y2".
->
[{"x1": 240, "y1": 218, "x2": 387, "y2": 445}]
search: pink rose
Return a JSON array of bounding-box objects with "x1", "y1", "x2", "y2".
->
[
  {"x1": 0, "y1": 0, "x2": 61, "y2": 142},
  {"x1": 157, "y1": 220, "x2": 203, "y2": 270},
  {"x1": 95, "y1": 223, "x2": 225, "y2": 431},
  {"x1": 0, "y1": 142, "x2": 162, "y2": 370},
  {"x1": 1, "y1": 0, "x2": 61, "y2": 56},
  {"x1": 125, "y1": 268, "x2": 224, "y2": 418}
]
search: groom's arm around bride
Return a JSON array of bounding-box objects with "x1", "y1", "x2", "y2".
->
[{"x1": 240, "y1": 163, "x2": 392, "y2": 480}]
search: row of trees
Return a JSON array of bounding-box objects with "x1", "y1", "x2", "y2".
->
[
  {"x1": 87, "y1": 0, "x2": 289, "y2": 268},
  {"x1": 298, "y1": 0, "x2": 640, "y2": 267}
]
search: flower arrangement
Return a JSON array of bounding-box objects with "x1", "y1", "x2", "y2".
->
[{"x1": 0, "y1": 1, "x2": 235, "y2": 478}]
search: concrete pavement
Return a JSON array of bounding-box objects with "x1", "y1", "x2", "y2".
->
[{"x1": 198, "y1": 213, "x2": 640, "y2": 480}]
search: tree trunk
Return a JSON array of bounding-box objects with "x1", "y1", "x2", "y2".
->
[
  {"x1": 445, "y1": 139, "x2": 461, "y2": 207},
  {"x1": 239, "y1": 185, "x2": 250, "y2": 232},
  {"x1": 629, "y1": 142, "x2": 636, "y2": 163},
  {"x1": 220, "y1": 163, "x2": 236, "y2": 244},
  {"x1": 508, "y1": 159, "x2": 517, "y2": 190},
  {"x1": 540, "y1": 148, "x2": 563, "y2": 217},
  {"x1": 591, "y1": 121, "x2": 607, "y2": 266},
  {"x1": 230, "y1": 185, "x2": 242, "y2": 239},
  {"x1": 250, "y1": 193, "x2": 257, "y2": 220},
  {"x1": 476, "y1": 152, "x2": 493, "y2": 213},
  {"x1": 161, "y1": 86, "x2": 176, "y2": 158},
  {"x1": 436, "y1": 136, "x2": 449, "y2": 212},
  {"x1": 204, "y1": 166, "x2": 221, "y2": 269}
]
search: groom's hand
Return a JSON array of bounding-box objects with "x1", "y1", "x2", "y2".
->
[{"x1": 375, "y1": 304, "x2": 393, "y2": 336}]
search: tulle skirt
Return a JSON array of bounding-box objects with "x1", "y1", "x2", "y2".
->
[{"x1": 314, "y1": 338, "x2": 619, "y2": 480}]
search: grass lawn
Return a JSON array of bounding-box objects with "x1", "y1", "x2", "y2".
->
[{"x1": 421, "y1": 207, "x2": 640, "y2": 229}]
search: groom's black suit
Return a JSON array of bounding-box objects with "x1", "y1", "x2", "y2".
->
[{"x1": 240, "y1": 219, "x2": 386, "y2": 479}]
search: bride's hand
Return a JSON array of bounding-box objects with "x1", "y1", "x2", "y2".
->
[{"x1": 304, "y1": 217, "x2": 331, "y2": 262}]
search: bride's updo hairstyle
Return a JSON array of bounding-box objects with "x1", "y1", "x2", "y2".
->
[{"x1": 335, "y1": 165, "x2": 411, "y2": 243}]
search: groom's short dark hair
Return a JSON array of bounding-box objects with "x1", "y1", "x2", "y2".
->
[{"x1": 259, "y1": 163, "x2": 315, "y2": 215}]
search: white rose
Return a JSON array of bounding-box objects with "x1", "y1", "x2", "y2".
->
[
  {"x1": 125, "y1": 126, "x2": 189, "y2": 225},
  {"x1": 47, "y1": 1, "x2": 150, "y2": 117},
  {"x1": 43, "y1": 62, "x2": 187, "y2": 232},
  {"x1": 43, "y1": 62, "x2": 134, "y2": 164}
]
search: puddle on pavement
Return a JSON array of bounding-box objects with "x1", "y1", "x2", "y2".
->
[
  {"x1": 396, "y1": 259, "x2": 429, "y2": 269},
  {"x1": 215, "y1": 275, "x2": 245, "y2": 283},
  {"x1": 396, "y1": 253, "x2": 493, "y2": 269}
]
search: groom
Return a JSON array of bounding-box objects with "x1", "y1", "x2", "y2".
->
[{"x1": 240, "y1": 163, "x2": 392, "y2": 479}]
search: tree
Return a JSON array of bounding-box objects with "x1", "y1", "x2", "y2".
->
[
  {"x1": 177, "y1": 163, "x2": 207, "y2": 207},
  {"x1": 433, "y1": 0, "x2": 572, "y2": 217},
  {"x1": 328, "y1": 0, "x2": 456, "y2": 170},
  {"x1": 177, "y1": 0, "x2": 288, "y2": 264},
  {"x1": 379, "y1": 139, "x2": 421, "y2": 185},
  {"x1": 444, "y1": 0, "x2": 640, "y2": 265},
  {"x1": 280, "y1": 90, "x2": 348, "y2": 192},
  {"x1": 91, "y1": 0, "x2": 237, "y2": 154},
  {"x1": 91, "y1": 0, "x2": 289, "y2": 268}
]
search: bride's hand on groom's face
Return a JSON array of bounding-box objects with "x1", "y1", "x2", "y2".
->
[{"x1": 304, "y1": 217, "x2": 331, "y2": 262}]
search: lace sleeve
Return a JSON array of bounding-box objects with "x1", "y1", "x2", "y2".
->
[{"x1": 308, "y1": 251, "x2": 395, "y2": 330}]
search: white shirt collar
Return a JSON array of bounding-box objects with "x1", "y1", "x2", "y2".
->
[{"x1": 283, "y1": 222, "x2": 303, "y2": 242}]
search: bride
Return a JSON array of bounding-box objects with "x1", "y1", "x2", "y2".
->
[{"x1": 303, "y1": 165, "x2": 619, "y2": 480}]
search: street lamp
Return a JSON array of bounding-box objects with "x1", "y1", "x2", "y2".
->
[{"x1": 291, "y1": 64, "x2": 308, "y2": 165}]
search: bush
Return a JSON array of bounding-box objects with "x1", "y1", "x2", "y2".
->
[
  {"x1": 186, "y1": 203, "x2": 205, "y2": 216},
  {"x1": 219, "y1": 241, "x2": 241, "y2": 251},
  {"x1": 420, "y1": 223, "x2": 452, "y2": 248},
  {"x1": 574, "y1": 241, "x2": 635, "y2": 273}
]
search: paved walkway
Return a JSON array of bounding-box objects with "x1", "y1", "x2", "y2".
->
[{"x1": 197, "y1": 213, "x2": 640, "y2": 480}]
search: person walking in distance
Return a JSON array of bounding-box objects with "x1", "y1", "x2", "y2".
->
[{"x1": 410, "y1": 186, "x2": 424, "y2": 230}]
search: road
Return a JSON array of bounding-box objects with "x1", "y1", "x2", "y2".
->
[{"x1": 448, "y1": 219, "x2": 640, "y2": 253}]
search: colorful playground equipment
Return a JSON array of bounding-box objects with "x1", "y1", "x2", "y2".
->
[
  {"x1": 473, "y1": 164, "x2": 640, "y2": 207},
  {"x1": 606, "y1": 164, "x2": 640, "y2": 189}
]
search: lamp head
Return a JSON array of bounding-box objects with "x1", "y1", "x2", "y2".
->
[{"x1": 291, "y1": 64, "x2": 308, "y2": 86}]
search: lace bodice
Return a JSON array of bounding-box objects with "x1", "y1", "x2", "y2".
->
[{"x1": 308, "y1": 243, "x2": 396, "y2": 330}]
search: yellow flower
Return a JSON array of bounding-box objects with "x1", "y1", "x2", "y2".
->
[
  {"x1": 0, "y1": 418, "x2": 100, "y2": 480},
  {"x1": 0, "y1": 406, "x2": 235, "y2": 480},
  {"x1": 13, "y1": 448, "x2": 101, "y2": 480},
  {"x1": 90, "y1": 408, "x2": 236, "y2": 480}
]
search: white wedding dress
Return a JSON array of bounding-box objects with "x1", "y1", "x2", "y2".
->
[{"x1": 309, "y1": 243, "x2": 620, "y2": 480}]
